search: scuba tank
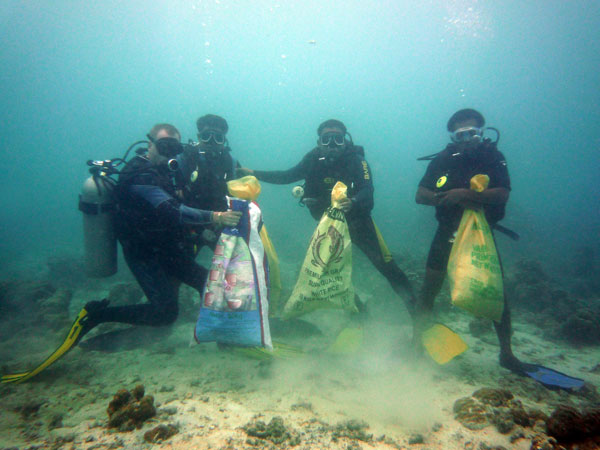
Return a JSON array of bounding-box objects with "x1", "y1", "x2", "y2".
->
[
  {"x1": 78, "y1": 137, "x2": 188, "y2": 277},
  {"x1": 79, "y1": 163, "x2": 117, "y2": 278},
  {"x1": 78, "y1": 140, "x2": 147, "y2": 278}
]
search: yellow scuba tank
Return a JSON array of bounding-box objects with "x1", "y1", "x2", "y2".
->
[{"x1": 79, "y1": 165, "x2": 117, "y2": 277}]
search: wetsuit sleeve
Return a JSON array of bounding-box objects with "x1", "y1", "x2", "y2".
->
[
  {"x1": 253, "y1": 153, "x2": 310, "y2": 184},
  {"x1": 418, "y1": 156, "x2": 442, "y2": 190},
  {"x1": 350, "y1": 156, "x2": 375, "y2": 214},
  {"x1": 488, "y1": 151, "x2": 511, "y2": 191},
  {"x1": 129, "y1": 185, "x2": 213, "y2": 226},
  {"x1": 178, "y1": 204, "x2": 213, "y2": 225}
]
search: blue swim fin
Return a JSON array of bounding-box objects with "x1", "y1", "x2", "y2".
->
[{"x1": 520, "y1": 363, "x2": 585, "y2": 390}]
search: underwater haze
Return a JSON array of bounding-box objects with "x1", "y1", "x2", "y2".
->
[
  {"x1": 1, "y1": 0, "x2": 599, "y2": 274},
  {"x1": 2, "y1": 2, "x2": 600, "y2": 449}
]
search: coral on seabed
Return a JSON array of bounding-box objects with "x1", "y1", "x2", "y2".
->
[
  {"x1": 546, "y1": 404, "x2": 600, "y2": 446},
  {"x1": 144, "y1": 424, "x2": 178, "y2": 443},
  {"x1": 455, "y1": 389, "x2": 600, "y2": 449},
  {"x1": 106, "y1": 384, "x2": 156, "y2": 432},
  {"x1": 454, "y1": 388, "x2": 548, "y2": 435},
  {"x1": 453, "y1": 397, "x2": 489, "y2": 430},
  {"x1": 473, "y1": 388, "x2": 514, "y2": 407},
  {"x1": 505, "y1": 259, "x2": 600, "y2": 346},
  {"x1": 529, "y1": 434, "x2": 562, "y2": 450},
  {"x1": 243, "y1": 416, "x2": 301, "y2": 446}
]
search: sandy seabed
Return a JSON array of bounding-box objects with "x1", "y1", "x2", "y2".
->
[{"x1": 1, "y1": 261, "x2": 598, "y2": 450}]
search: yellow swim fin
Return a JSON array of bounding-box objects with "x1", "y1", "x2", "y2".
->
[
  {"x1": 421, "y1": 323, "x2": 468, "y2": 365},
  {"x1": 1, "y1": 307, "x2": 92, "y2": 384},
  {"x1": 226, "y1": 341, "x2": 304, "y2": 360},
  {"x1": 328, "y1": 326, "x2": 364, "y2": 354}
]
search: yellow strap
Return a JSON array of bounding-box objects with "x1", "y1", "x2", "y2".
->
[
  {"x1": 0, "y1": 372, "x2": 30, "y2": 383},
  {"x1": 372, "y1": 220, "x2": 393, "y2": 263},
  {"x1": 259, "y1": 225, "x2": 282, "y2": 315}
]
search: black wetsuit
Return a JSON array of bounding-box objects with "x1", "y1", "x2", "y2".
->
[
  {"x1": 418, "y1": 141, "x2": 511, "y2": 271},
  {"x1": 255, "y1": 145, "x2": 415, "y2": 312},
  {"x1": 90, "y1": 156, "x2": 214, "y2": 327},
  {"x1": 417, "y1": 141, "x2": 524, "y2": 368},
  {"x1": 180, "y1": 144, "x2": 240, "y2": 251}
]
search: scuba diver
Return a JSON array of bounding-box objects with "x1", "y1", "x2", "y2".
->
[
  {"x1": 238, "y1": 119, "x2": 416, "y2": 316},
  {"x1": 1, "y1": 123, "x2": 241, "y2": 384},
  {"x1": 414, "y1": 108, "x2": 584, "y2": 390},
  {"x1": 178, "y1": 114, "x2": 242, "y2": 252}
]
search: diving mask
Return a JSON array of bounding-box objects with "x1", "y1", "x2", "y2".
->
[
  {"x1": 450, "y1": 127, "x2": 482, "y2": 144},
  {"x1": 319, "y1": 132, "x2": 345, "y2": 147},
  {"x1": 147, "y1": 134, "x2": 184, "y2": 158},
  {"x1": 198, "y1": 130, "x2": 226, "y2": 145}
]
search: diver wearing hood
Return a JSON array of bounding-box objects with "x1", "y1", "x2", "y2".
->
[
  {"x1": 187, "y1": 114, "x2": 239, "y2": 211},
  {"x1": 415, "y1": 110, "x2": 511, "y2": 355},
  {"x1": 418, "y1": 109, "x2": 508, "y2": 230},
  {"x1": 180, "y1": 114, "x2": 241, "y2": 250},
  {"x1": 413, "y1": 109, "x2": 584, "y2": 390},
  {"x1": 89, "y1": 124, "x2": 242, "y2": 327},
  {"x1": 100, "y1": 124, "x2": 241, "y2": 328},
  {"x1": 0, "y1": 124, "x2": 243, "y2": 384},
  {"x1": 238, "y1": 119, "x2": 416, "y2": 316}
]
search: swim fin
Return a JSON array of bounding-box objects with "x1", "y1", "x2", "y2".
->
[
  {"x1": 1, "y1": 305, "x2": 95, "y2": 384},
  {"x1": 517, "y1": 363, "x2": 585, "y2": 391},
  {"x1": 421, "y1": 323, "x2": 468, "y2": 364},
  {"x1": 224, "y1": 341, "x2": 304, "y2": 360},
  {"x1": 328, "y1": 326, "x2": 364, "y2": 354}
]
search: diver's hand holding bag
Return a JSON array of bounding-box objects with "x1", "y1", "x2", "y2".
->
[
  {"x1": 447, "y1": 174, "x2": 504, "y2": 321},
  {"x1": 283, "y1": 181, "x2": 357, "y2": 319}
]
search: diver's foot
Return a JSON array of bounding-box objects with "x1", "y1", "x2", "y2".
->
[
  {"x1": 84, "y1": 298, "x2": 110, "y2": 314},
  {"x1": 77, "y1": 299, "x2": 110, "y2": 343},
  {"x1": 499, "y1": 352, "x2": 525, "y2": 374}
]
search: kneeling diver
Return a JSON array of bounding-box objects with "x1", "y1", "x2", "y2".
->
[{"x1": 1, "y1": 123, "x2": 241, "y2": 384}]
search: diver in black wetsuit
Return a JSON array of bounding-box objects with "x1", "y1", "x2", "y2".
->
[
  {"x1": 0, "y1": 124, "x2": 243, "y2": 384},
  {"x1": 414, "y1": 109, "x2": 585, "y2": 390},
  {"x1": 238, "y1": 119, "x2": 416, "y2": 315},
  {"x1": 84, "y1": 123, "x2": 242, "y2": 330},
  {"x1": 179, "y1": 114, "x2": 241, "y2": 252},
  {"x1": 414, "y1": 109, "x2": 515, "y2": 362}
]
